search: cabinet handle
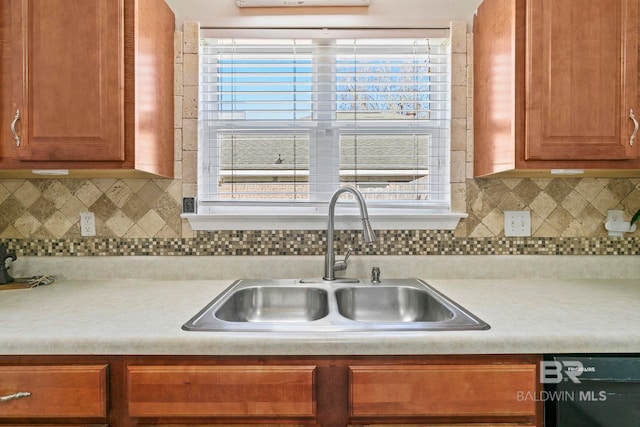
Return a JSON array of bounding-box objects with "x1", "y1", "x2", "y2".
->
[
  {"x1": 0, "y1": 391, "x2": 31, "y2": 402},
  {"x1": 630, "y1": 109, "x2": 639, "y2": 147},
  {"x1": 10, "y1": 109, "x2": 21, "y2": 147}
]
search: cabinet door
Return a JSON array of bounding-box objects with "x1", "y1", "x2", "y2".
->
[
  {"x1": 11, "y1": 0, "x2": 124, "y2": 162},
  {"x1": 349, "y1": 364, "x2": 537, "y2": 418},
  {"x1": 127, "y1": 365, "x2": 317, "y2": 418},
  {"x1": 350, "y1": 424, "x2": 533, "y2": 427},
  {"x1": 525, "y1": 0, "x2": 638, "y2": 161},
  {"x1": 0, "y1": 365, "x2": 108, "y2": 418}
]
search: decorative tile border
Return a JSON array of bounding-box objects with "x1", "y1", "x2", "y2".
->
[{"x1": 3, "y1": 232, "x2": 639, "y2": 256}]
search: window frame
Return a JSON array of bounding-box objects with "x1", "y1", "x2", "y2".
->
[{"x1": 185, "y1": 27, "x2": 466, "y2": 231}]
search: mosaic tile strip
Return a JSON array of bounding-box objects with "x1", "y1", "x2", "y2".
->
[{"x1": 2, "y1": 232, "x2": 639, "y2": 257}]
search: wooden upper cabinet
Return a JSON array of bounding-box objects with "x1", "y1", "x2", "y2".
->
[
  {"x1": 526, "y1": 0, "x2": 638, "y2": 161},
  {"x1": 0, "y1": 0, "x2": 174, "y2": 178},
  {"x1": 474, "y1": 0, "x2": 640, "y2": 177},
  {"x1": 12, "y1": 0, "x2": 124, "y2": 162}
]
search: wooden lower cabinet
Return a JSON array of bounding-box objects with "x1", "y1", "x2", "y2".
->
[
  {"x1": 349, "y1": 364, "x2": 537, "y2": 418},
  {"x1": 0, "y1": 363, "x2": 108, "y2": 425},
  {"x1": 127, "y1": 365, "x2": 317, "y2": 418},
  {"x1": 350, "y1": 425, "x2": 533, "y2": 427},
  {"x1": 0, "y1": 355, "x2": 543, "y2": 427}
]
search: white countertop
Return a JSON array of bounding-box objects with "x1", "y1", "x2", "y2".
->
[{"x1": 1, "y1": 277, "x2": 638, "y2": 355}]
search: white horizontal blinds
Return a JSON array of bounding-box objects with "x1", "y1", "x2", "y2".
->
[
  {"x1": 199, "y1": 35, "x2": 450, "y2": 206},
  {"x1": 335, "y1": 38, "x2": 450, "y2": 204},
  {"x1": 201, "y1": 39, "x2": 312, "y2": 200}
]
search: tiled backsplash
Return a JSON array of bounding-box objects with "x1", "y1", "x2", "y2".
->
[
  {"x1": 2, "y1": 176, "x2": 640, "y2": 241},
  {"x1": 465, "y1": 177, "x2": 640, "y2": 238},
  {"x1": 0, "y1": 179, "x2": 182, "y2": 239},
  {"x1": 1, "y1": 22, "x2": 639, "y2": 256}
]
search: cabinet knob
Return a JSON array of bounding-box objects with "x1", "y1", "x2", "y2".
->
[
  {"x1": 10, "y1": 109, "x2": 21, "y2": 147},
  {"x1": 630, "y1": 109, "x2": 638, "y2": 147}
]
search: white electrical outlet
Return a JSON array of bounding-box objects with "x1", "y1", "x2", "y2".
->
[
  {"x1": 504, "y1": 210, "x2": 531, "y2": 237},
  {"x1": 607, "y1": 209, "x2": 625, "y2": 223},
  {"x1": 80, "y1": 212, "x2": 96, "y2": 237}
]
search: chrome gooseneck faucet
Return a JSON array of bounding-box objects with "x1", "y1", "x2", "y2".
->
[{"x1": 323, "y1": 186, "x2": 376, "y2": 281}]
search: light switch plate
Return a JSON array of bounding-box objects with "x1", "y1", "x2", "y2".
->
[
  {"x1": 182, "y1": 197, "x2": 197, "y2": 214},
  {"x1": 504, "y1": 210, "x2": 531, "y2": 237}
]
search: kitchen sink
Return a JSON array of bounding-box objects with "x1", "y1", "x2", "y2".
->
[
  {"x1": 182, "y1": 278, "x2": 489, "y2": 332},
  {"x1": 215, "y1": 286, "x2": 329, "y2": 322},
  {"x1": 335, "y1": 286, "x2": 455, "y2": 323}
]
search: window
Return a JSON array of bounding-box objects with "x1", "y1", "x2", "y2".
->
[{"x1": 193, "y1": 29, "x2": 461, "y2": 230}]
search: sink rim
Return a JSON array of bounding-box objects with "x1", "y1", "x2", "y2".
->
[{"x1": 182, "y1": 278, "x2": 490, "y2": 332}]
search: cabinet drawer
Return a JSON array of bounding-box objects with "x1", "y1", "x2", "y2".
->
[
  {"x1": 350, "y1": 364, "x2": 537, "y2": 417},
  {"x1": 0, "y1": 365, "x2": 108, "y2": 418},
  {"x1": 350, "y1": 424, "x2": 532, "y2": 426},
  {"x1": 127, "y1": 365, "x2": 317, "y2": 417}
]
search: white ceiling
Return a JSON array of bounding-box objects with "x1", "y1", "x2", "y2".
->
[{"x1": 164, "y1": 0, "x2": 483, "y2": 29}]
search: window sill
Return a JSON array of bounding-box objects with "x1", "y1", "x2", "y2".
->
[{"x1": 182, "y1": 207, "x2": 467, "y2": 231}]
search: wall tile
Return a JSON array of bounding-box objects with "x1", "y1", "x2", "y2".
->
[
  {"x1": 174, "y1": 128, "x2": 183, "y2": 161},
  {"x1": 106, "y1": 211, "x2": 135, "y2": 237},
  {"x1": 182, "y1": 183, "x2": 197, "y2": 199},
  {"x1": 14, "y1": 213, "x2": 40, "y2": 238},
  {"x1": 450, "y1": 21, "x2": 467, "y2": 53},
  {"x1": 44, "y1": 212, "x2": 73, "y2": 238},
  {"x1": 75, "y1": 181, "x2": 103, "y2": 207},
  {"x1": 450, "y1": 151, "x2": 466, "y2": 184},
  {"x1": 15, "y1": 181, "x2": 39, "y2": 208},
  {"x1": 182, "y1": 119, "x2": 198, "y2": 151},
  {"x1": 451, "y1": 85, "x2": 467, "y2": 119},
  {"x1": 138, "y1": 210, "x2": 165, "y2": 237},
  {"x1": 182, "y1": 151, "x2": 198, "y2": 184},
  {"x1": 451, "y1": 53, "x2": 467, "y2": 86},
  {"x1": 59, "y1": 196, "x2": 87, "y2": 224},
  {"x1": 183, "y1": 22, "x2": 200, "y2": 54},
  {"x1": 451, "y1": 118, "x2": 467, "y2": 151},
  {"x1": 173, "y1": 160, "x2": 183, "y2": 181},
  {"x1": 174, "y1": 31, "x2": 184, "y2": 63},
  {"x1": 183, "y1": 54, "x2": 199, "y2": 86},
  {"x1": 182, "y1": 86, "x2": 198, "y2": 119},
  {"x1": 174, "y1": 63, "x2": 183, "y2": 96}
]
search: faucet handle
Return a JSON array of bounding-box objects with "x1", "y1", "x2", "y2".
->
[{"x1": 333, "y1": 248, "x2": 352, "y2": 272}]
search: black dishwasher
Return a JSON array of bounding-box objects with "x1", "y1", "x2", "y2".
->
[{"x1": 544, "y1": 356, "x2": 640, "y2": 426}]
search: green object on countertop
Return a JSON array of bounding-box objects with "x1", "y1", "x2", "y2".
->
[{"x1": 631, "y1": 209, "x2": 640, "y2": 227}]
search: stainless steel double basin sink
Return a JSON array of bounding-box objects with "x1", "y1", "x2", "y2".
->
[{"x1": 183, "y1": 278, "x2": 489, "y2": 332}]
